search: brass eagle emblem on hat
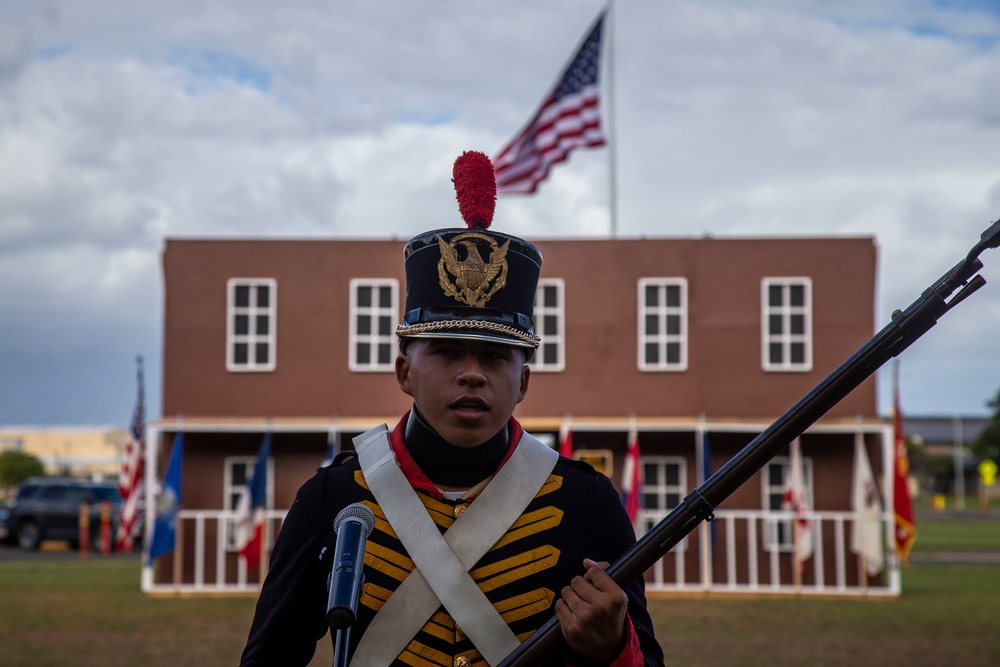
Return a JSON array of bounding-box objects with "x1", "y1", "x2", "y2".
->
[{"x1": 437, "y1": 232, "x2": 509, "y2": 307}]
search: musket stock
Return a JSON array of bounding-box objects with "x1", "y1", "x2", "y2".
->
[{"x1": 498, "y1": 218, "x2": 1000, "y2": 667}]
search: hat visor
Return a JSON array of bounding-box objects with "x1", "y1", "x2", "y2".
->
[{"x1": 396, "y1": 324, "x2": 539, "y2": 349}]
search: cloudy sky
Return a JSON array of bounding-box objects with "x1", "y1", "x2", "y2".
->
[{"x1": 2, "y1": 0, "x2": 1000, "y2": 427}]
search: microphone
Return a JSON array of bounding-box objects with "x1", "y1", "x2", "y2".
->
[{"x1": 327, "y1": 503, "x2": 376, "y2": 630}]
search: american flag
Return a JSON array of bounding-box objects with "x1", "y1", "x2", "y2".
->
[
  {"x1": 494, "y1": 11, "x2": 606, "y2": 194},
  {"x1": 116, "y1": 358, "x2": 145, "y2": 552}
]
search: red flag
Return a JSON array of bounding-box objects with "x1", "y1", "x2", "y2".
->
[
  {"x1": 893, "y1": 365, "x2": 917, "y2": 563},
  {"x1": 558, "y1": 416, "x2": 573, "y2": 458},
  {"x1": 622, "y1": 424, "x2": 642, "y2": 524},
  {"x1": 116, "y1": 358, "x2": 144, "y2": 552},
  {"x1": 494, "y1": 12, "x2": 606, "y2": 195}
]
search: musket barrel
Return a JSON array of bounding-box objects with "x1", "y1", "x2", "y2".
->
[{"x1": 497, "y1": 219, "x2": 998, "y2": 667}]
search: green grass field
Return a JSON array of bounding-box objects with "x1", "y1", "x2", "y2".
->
[
  {"x1": 1, "y1": 509, "x2": 998, "y2": 667},
  {"x1": 909, "y1": 513, "x2": 1000, "y2": 552},
  {"x1": 655, "y1": 563, "x2": 1000, "y2": 666}
]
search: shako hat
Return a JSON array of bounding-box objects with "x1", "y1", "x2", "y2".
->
[{"x1": 396, "y1": 151, "x2": 542, "y2": 349}]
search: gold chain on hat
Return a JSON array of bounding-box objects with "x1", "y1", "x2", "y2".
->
[{"x1": 395, "y1": 319, "x2": 541, "y2": 347}]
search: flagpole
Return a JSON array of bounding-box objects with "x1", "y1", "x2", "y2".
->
[
  {"x1": 952, "y1": 415, "x2": 966, "y2": 510},
  {"x1": 695, "y1": 415, "x2": 712, "y2": 590},
  {"x1": 853, "y1": 423, "x2": 870, "y2": 592},
  {"x1": 606, "y1": 0, "x2": 619, "y2": 238},
  {"x1": 173, "y1": 522, "x2": 183, "y2": 591},
  {"x1": 791, "y1": 439, "x2": 802, "y2": 590}
]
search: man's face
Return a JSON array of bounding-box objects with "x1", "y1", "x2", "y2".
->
[{"x1": 395, "y1": 338, "x2": 531, "y2": 448}]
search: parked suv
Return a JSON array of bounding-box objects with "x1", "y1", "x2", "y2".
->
[{"x1": 0, "y1": 477, "x2": 123, "y2": 551}]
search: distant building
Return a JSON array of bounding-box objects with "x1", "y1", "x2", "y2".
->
[
  {"x1": 146, "y1": 235, "x2": 900, "y2": 598},
  {"x1": 903, "y1": 415, "x2": 991, "y2": 499},
  {"x1": 0, "y1": 426, "x2": 126, "y2": 482},
  {"x1": 903, "y1": 416, "x2": 989, "y2": 457}
]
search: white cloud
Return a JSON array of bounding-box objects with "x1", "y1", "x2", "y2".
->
[{"x1": 1, "y1": 0, "x2": 999, "y2": 423}]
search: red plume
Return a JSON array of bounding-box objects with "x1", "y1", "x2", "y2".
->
[{"x1": 453, "y1": 151, "x2": 497, "y2": 229}]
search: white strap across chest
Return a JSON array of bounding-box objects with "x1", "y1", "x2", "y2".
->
[{"x1": 349, "y1": 424, "x2": 558, "y2": 667}]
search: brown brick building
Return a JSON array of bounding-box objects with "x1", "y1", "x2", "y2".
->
[{"x1": 143, "y1": 235, "x2": 897, "y2": 597}]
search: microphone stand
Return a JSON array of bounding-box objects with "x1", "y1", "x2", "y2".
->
[
  {"x1": 333, "y1": 627, "x2": 351, "y2": 667},
  {"x1": 327, "y1": 504, "x2": 374, "y2": 667},
  {"x1": 498, "y1": 218, "x2": 1000, "y2": 667}
]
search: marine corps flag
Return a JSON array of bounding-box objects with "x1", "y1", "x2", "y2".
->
[{"x1": 893, "y1": 363, "x2": 917, "y2": 563}]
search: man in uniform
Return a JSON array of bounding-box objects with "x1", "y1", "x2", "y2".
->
[{"x1": 240, "y1": 152, "x2": 664, "y2": 667}]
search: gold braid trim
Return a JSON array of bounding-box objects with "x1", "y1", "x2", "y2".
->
[{"x1": 396, "y1": 320, "x2": 540, "y2": 348}]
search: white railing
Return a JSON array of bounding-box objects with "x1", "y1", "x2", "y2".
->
[
  {"x1": 142, "y1": 508, "x2": 900, "y2": 597},
  {"x1": 638, "y1": 508, "x2": 900, "y2": 597},
  {"x1": 141, "y1": 509, "x2": 288, "y2": 594}
]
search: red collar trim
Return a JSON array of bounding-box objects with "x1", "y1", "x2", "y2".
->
[{"x1": 389, "y1": 411, "x2": 524, "y2": 501}]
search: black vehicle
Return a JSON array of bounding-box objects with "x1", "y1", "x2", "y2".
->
[{"x1": 0, "y1": 477, "x2": 123, "y2": 551}]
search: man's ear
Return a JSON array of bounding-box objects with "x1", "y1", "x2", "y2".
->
[
  {"x1": 395, "y1": 353, "x2": 413, "y2": 396},
  {"x1": 517, "y1": 362, "x2": 530, "y2": 404}
]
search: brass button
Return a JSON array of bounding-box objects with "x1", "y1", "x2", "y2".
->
[
  {"x1": 454, "y1": 657, "x2": 471, "y2": 667},
  {"x1": 453, "y1": 504, "x2": 468, "y2": 518}
]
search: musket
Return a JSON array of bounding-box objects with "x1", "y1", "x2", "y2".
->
[{"x1": 499, "y1": 218, "x2": 1000, "y2": 667}]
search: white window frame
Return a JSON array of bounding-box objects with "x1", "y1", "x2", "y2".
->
[
  {"x1": 226, "y1": 278, "x2": 277, "y2": 372},
  {"x1": 637, "y1": 455, "x2": 688, "y2": 552},
  {"x1": 639, "y1": 455, "x2": 687, "y2": 514},
  {"x1": 761, "y1": 277, "x2": 812, "y2": 372},
  {"x1": 530, "y1": 278, "x2": 565, "y2": 372},
  {"x1": 637, "y1": 278, "x2": 688, "y2": 372},
  {"x1": 349, "y1": 278, "x2": 399, "y2": 372},
  {"x1": 223, "y1": 455, "x2": 275, "y2": 551},
  {"x1": 761, "y1": 456, "x2": 814, "y2": 553}
]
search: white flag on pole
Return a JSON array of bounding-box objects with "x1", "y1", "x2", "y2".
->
[
  {"x1": 782, "y1": 437, "x2": 813, "y2": 568},
  {"x1": 851, "y1": 432, "x2": 885, "y2": 575}
]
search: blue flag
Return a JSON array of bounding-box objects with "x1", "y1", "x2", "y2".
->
[{"x1": 148, "y1": 432, "x2": 184, "y2": 562}]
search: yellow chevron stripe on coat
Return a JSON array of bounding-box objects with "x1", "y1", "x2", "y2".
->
[
  {"x1": 471, "y1": 545, "x2": 560, "y2": 592},
  {"x1": 490, "y1": 507, "x2": 564, "y2": 551},
  {"x1": 364, "y1": 541, "x2": 415, "y2": 583}
]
